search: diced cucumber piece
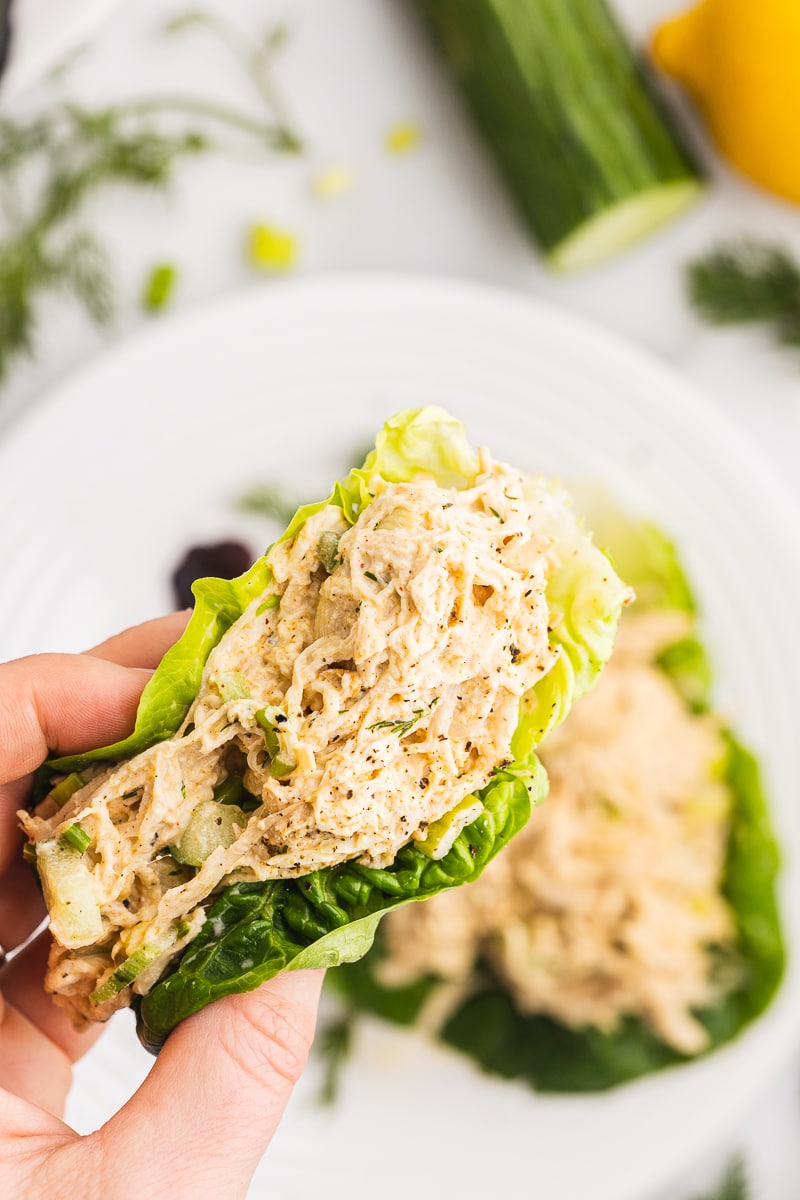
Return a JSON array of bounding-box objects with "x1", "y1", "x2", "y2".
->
[
  {"x1": 36, "y1": 839, "x2": 103, "y2": 947},
  {"x1": 171, "y1": 801, "x2": 247, "y2": 868}
]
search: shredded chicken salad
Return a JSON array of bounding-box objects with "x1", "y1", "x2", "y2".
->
[
  {"x1": 379, "y1": 609, "x2": 735, "y2": 1055},
  {"x1": 23, "y1": 455, "x2": 575, "y2": 1023}
]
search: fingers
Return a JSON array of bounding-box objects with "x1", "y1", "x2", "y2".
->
[
  {"x1": 0, "y1": 853, "x2": 45, "y2": 952},
  {"x1": 0, "y1": 990, "x2": 72, "y2": 1118},
  {"x1": 96, "y1": 970, "x2": 324, "y2": 1198},
  {"x1": 0, "y1": 932, "x2": 104, "y2": 1065},
  {"x1": 0, "y1": 654, "x2": 153, "y2": 785},
  {"x1": 87, "y1": 611, "x2": 191, "y2": 668}
]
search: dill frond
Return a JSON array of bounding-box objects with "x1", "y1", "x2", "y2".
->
[{"x1": 687, "y1": 240, "x2": 800, "y2": 349}]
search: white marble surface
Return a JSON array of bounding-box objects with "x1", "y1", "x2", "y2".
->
[{"x1": 1, "y1": 1, "x2": 799, "y2": 1196}]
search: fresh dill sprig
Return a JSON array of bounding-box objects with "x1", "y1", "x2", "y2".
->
[
  {"x1": 687, "y1": 240, "x2": 800, "y2": 349},
  {"x1": 694, "y1": 1156, "x2": 749, "y2": 1200},
  {"x1": 0, "y1": 17, "x2": 301, "y2": 391},
  {"x1": 316, "y1": 1010, "x2": 355, "y2": 1106}
]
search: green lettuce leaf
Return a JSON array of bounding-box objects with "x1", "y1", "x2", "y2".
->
[{"x1": 137, "y1": 759, "x2": 545, "y2": 1051}]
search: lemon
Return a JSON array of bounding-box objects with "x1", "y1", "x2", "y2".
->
[{"x1": 652, "y1": 0, "x2": 800, "y2": 203}]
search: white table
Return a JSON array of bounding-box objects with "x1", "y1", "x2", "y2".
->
[{"x1": 2, "y1": 2, "x2": 798, "y2": 1196}]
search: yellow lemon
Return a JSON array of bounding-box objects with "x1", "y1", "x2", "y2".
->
[{"x1": 652, "y1": 0, "x2": 800, "y2": 203}]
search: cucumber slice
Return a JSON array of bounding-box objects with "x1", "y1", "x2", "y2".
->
[
  {"x1": 36, "y1": 839, "x2": 103, "y2": 947},
  {"x1": 411, "y1": 0, "x2": 703, "y2": 270}
]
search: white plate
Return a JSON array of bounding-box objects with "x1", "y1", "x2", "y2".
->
[{"x1": 1, "y1": 277, "x2": 798, "y2": 1200}]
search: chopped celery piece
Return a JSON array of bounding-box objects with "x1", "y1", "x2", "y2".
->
[
  {"x1": 218, "y1": 671, "x2": 251, "y2": 702},
  {"x1": 247, "y1": 223, "x2": 297, "y2": 272},
  {"x1": 91, "y1": 940, "x2": 165, "y2": 1005},
  {"x1": 61, "y1": 824, "x2": 91, "y2": 853},
  {"x1": 312, "y1": 164, "x2": 354, "y2": 200},
  {"x1": 48, "y1": 772, "x2": 85, "y2": 809},
  {"x1": 171, "y1": 801, "x2": 247, "y2": 867},
  {"x1": 22, "y1": 842, "x2": 36, "y2": 863},
  {"x1": 143, "y1": 263, "x2": 177, "y2": 312},
  {"x1": 36, "y1": 839, "x2": 102, "y2": 947},
  {"x1": 385, "y1": 121, "x2": 422, "y2": 154},
  {"x1": 317, "y1": 531, "x2": 342, "y2": 573}
]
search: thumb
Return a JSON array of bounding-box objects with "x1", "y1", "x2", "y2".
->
[{"x1": 97, "y1": 970, "x2": 323, "y2": 1199}]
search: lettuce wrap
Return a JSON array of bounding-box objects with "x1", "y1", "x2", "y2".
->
[{"x1": 25, "y1": 408, "x2": 629, "y2": 1052}]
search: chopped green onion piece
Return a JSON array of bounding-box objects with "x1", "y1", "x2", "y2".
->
[
  {"x1": 254, "y1": 708, "x2": 296, "y2": 778},
  {"x1": 143, "y1": 263, "x2": 177, "y2": 312},
  {"x1": 385, "y1": 121, "x2": 422, "y2": 155},
  {"x1": 48, "y1": 772, "x2": 85, "y2": 809},
  {"x1": 270, "y1": 756, "x2": 296, "y2": 779},
  {"x1": 90, "y1": 941, "x2": 163, "y2": 1006},
  {"x1": 312, "y1": 164, "x2": 354, "y2": 200},
  {"x1": 364, "y1": 570, "x2": 379, "y2": 583},
  {"x1": 255, "y1": 708, "x2": 281, "y2": 759},
  {"x1": 22, "y1": 842, "x2": 36, "y2": 863},
  {"x1": 318, "y1": 531, "x2": 342, "y2": 573},
  {"x1": 214, "y1": 775, "x2": 246, "y2": 806},
  {"x1": 218, "y1": 671, "x2": 251, "y2": 703},
  {"x1": 256, "y1": 593, "x2": 281, "y2": 615},
  {"x1": 61, "y1": 824, "x2": 92, "y2": 853},
  {"x1": 247, "y1": 223, "x2": 297, "y2": 272}
]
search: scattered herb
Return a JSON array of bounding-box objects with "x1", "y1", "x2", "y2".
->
[
  {"x1": 164, "y1": 10, "x2": 297, "y2": 147},
  {"x1": 370, "y1": 708, "x2": 427, "y2": 737},
  {"x1": 694, "y1": 1157, "x2": 749, "y2": 1200},
  {"x1": 317, "y1": 1010, "x2": 355, "y2": 1105},
  {"x1": 363, "y1": 570, "x2": 380, "y2": 583},
  {"x1": 143, "y1": 262, "x2": 177, "y2": 312},
  {"x1": 489, "y1": 506, "x2": 505, "y2": 523},
  {"x1": 687, "y1": 239, "x2": 800, "y2": 350},
  {"x1": 237, "y1": 482, "x2": 298, "y2": 526}
]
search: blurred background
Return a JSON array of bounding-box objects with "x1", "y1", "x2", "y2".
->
[{"x1": 1, "y1": 2, "x2": 799, "y2": 1198}]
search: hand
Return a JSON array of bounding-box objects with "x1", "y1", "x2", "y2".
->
[{"x1": 0, "y1": 615, "x2": 323, "y2": 1199}]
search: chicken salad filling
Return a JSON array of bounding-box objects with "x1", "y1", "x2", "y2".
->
[{"x1": 23, "y1": 455, "x2": 576, "y2": 1023}]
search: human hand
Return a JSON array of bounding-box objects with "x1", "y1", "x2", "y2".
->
[{"x1": 0, "y1": 615, "x2": 323, "y2": 1199}]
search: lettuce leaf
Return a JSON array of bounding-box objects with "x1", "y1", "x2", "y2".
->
[
  {"x1": 38, "y1": 407, "x2": 627, "y2": 1050},
  {"x1": 137, "y1": 759, "x2": 545, "y2": 1051},
  {"x1": 333, "y1": 513, "x2": 784, "y2": 1092}
]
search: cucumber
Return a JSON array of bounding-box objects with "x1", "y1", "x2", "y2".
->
[
  {"x1": 36, "y1": 839, "x2": 103, "y2": 947},
  {"x1": 411, "y1": 0, "x2": 703, "y2": 270},
  {"x1": 171, "y1": 800, "x2": 247, "y2": 868}
]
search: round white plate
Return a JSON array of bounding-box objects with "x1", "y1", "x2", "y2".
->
[{"x1": 1, "y1": 277, "x2": 798, "y2": 1200}]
